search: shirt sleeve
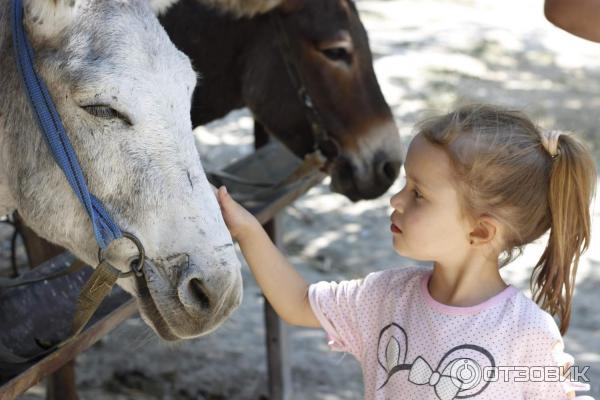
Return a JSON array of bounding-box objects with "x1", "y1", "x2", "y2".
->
[
  {"x1": 308, "y1": 269, "x2": 393, "y2": 359},
  {"x1": 521, "y1": 313, "x2": 593, "y2": 399}
]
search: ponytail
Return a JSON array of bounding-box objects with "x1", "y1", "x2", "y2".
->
[{"x1": 532, "y1": 134, "x2": 596, "y2": 334}]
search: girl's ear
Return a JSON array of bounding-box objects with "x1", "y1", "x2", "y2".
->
[{"x1": 469, "y1": 216, "x2": 499, "y2": 245}]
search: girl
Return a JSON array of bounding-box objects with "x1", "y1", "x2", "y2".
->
[{"x1": 216, "y1": 104, "x2": 596, "y2": 399}]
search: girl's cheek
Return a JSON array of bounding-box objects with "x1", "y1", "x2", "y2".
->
[{"x1": 403, "y1": 209, "x2": 421, "y2": 227}]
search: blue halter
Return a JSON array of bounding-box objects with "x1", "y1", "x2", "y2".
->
[{"x1": 11, "y1": 0, "x2": 122, "y2": 249}]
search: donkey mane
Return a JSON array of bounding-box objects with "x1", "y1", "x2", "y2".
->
[{"x1": 152, "y1": 0, "x2": 284, "y2": 17}]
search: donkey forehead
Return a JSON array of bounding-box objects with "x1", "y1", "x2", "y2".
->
[
  {"x1": 293, "y1": 0, "x2": 357, "y2": 37},
  {"x1": 60, "y1": 1, "x2": 196, "y2": 105},
  {"x1": 64, "y1": 2, "x2": 194, "y2": 73},
  {"x1": 65, "y1": 41, "x2": 196, "y2": 99}
]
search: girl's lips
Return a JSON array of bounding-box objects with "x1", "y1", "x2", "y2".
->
[{"x1": 390, "y1": 223, "x2": 402, "y2": 234}]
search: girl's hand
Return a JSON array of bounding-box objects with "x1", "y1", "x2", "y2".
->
[{"x1": 216, "y1": 186, "x2": 261, "y2": 241}]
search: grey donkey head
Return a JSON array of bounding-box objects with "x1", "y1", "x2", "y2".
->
[{"x1": 0, "y1": 0, "x2": 243, "y2": 340}]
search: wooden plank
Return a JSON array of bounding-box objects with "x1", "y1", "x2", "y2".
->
[{"x1": 0, "y1": 300, "x2": 137, "y2": 400}]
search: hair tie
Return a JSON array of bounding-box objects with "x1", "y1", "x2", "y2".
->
[{"x1": 541, "y1": 130, "x2": 561, "y2": 159}]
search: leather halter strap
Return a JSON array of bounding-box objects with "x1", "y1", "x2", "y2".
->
[{"x1": 270, "y1": 12, "x2": 342, "y2": 164}]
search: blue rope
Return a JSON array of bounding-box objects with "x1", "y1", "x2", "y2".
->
[{"x1": 11, "y1": 0, "x2": 122, "y2": 249}]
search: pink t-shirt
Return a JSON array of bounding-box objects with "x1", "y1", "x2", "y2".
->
[{"x1": 309, "y1": 266, "x2": 592, "y2": 400}]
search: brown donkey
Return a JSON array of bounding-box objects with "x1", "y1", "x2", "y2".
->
[{"x1": 160, "y1": 0, "x2": 403, "y2": 201}]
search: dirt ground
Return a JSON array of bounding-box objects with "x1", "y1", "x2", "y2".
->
[{"x1": 5, "y1": 0, "x2": 600, "y2": 398}]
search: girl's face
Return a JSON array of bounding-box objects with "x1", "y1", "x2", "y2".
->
[{"x1": 390, "y1": 134, "x2": 473, "y2": 264}]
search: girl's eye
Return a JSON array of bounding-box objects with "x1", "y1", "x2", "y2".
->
[{"x1": 82, "y1": 105, "x2": 131, "y2": 125}]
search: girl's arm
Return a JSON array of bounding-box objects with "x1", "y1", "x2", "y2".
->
[
  {"x1": 216, "y1": 186, "x2": 321, "y2": 328},
  {"x1": 545, "y1": 0, "x2": 600, "y2": 42}
]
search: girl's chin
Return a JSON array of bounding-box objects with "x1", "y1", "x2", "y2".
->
[
  {"x1": 392, "y1": 238, "x2": 408, "y2": 256},
  {"x1": 393, "y1": 240, "x2": 428, "y2": 262}
]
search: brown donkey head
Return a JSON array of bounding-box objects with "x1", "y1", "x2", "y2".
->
[
  {"x1": 160, "y1": 0, "x2": 402, "y2": 201},
  {"x1": 242, "y1": 0, "x2": 402, "y2": 201}
]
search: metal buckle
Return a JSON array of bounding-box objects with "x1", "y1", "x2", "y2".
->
[{"x1": 97, "y1": 232, "x2": 146, "y2": 278}]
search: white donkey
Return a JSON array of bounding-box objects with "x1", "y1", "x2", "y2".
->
[{"x1": 0, "y1": 0, "x2": 278, "y2": 340}]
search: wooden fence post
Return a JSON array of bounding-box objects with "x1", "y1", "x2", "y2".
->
[{"x1": 254, "y1": 121, "x2": 293, "y2": 400}]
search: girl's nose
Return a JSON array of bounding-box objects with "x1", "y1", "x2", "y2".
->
[{"x1": 390, "y1": 191, "x2": 404, "y2": 212}]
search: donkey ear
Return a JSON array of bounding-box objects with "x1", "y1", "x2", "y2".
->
[{"x1": 25, "y1": 0, "x2": 82, "y2": 41}]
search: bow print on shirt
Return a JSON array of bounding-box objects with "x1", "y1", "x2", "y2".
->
[
  {"x1": 376, "y1": 323, "x2": 496, "y2": 399},
  {"x1": 407, "y1": 356, "x2": 461, "y2": 400}
]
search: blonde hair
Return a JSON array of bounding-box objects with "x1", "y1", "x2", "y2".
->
[{"x1": 419, "y1": 104, "x2": 596, "y2": 334}]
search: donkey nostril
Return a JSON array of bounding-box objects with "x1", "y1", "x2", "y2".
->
[
  {"x1": 189, "y1": 279, "x2": 211, "y2": 310},
  {"x1": 378, "y1": 160, "x2": 401, "y2": 183}
]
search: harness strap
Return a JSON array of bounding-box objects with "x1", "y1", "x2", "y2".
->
[
  {"x1": 271, "y1": 13, "x2": 341, "y2": 162},
  {"x1": 11, "y1": 0, "x2": 121, "y2": 249},
  {"x1": 71, "y1": 260, "x2": 122, "y2": 336}
]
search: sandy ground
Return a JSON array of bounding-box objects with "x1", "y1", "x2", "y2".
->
[{"x1": 3, "y1": 0, "x2": 600, "y2": 398}]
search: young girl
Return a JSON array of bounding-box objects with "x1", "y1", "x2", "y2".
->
[{"x1": 216, "y1": 104, "x2": 596, "y2": 399}]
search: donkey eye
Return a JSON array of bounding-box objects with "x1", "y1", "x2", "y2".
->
[
  {"x1": 321, "y1": 47, "x2": 353, "y2": 64},
  {"x1": 83, "y1": 105, "x2": 131, "y2": 125}
]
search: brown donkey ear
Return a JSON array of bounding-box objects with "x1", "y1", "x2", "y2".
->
[{"x1": 279, "y1": 0, "x2": 304, "y2": 13}]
